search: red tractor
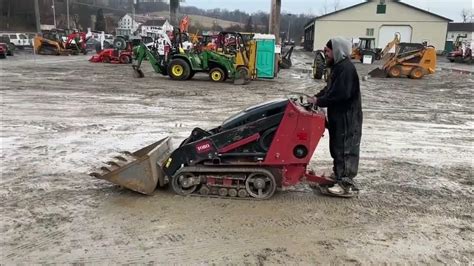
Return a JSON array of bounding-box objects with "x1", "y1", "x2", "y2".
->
[
  {"x1": 447, "y1": 45, "x2": 472, "y2": 64},
  {"x1": 89, "y1": 48, "x2": 133, "y2": 64},
  {"x1": 64, "y1": 31, "x2": 89, "y2": 55},
  {"x1": 89, "y1": 37, "x2": 133, "y2": 64}
]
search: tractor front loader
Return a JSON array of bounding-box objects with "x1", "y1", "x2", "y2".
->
[{"x1": 132, "y1": 43, "x2": 250, "y2": 84}]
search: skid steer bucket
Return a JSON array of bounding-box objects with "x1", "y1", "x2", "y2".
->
[
  {"x1": 90, "y1": 137, "x2": 172, "y2": 195},
  {"x1": 368, "y1": 67, "x2": 388, "y2": 78}
]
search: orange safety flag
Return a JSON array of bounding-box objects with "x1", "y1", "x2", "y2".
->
[{"x1": 179, "y1": 15, "x2": 189, "y2": 32}]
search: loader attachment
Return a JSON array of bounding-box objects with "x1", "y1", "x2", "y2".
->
[
  {"x1": 90, "y1": 137, "x2": 172, "y2": 195},
  {"x1": 368, "y1": 67, "x2": 387, "y2": 78},
  {"x1": 233, "y1": 66, "x2": 250, "y2": 85}
]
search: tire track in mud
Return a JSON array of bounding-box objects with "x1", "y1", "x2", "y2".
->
[
  {"x1": 8, "y1": 212, "x2": 464, "y2": 265},
  {"x1": 3, "y1": 185, "x2": 470, "y2": 262},
  {"x1": 4, "y1": 230, "x2": 66, "y2": 256}
]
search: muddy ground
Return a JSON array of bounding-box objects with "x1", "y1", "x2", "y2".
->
[{"x1": 1, "y1": 49, "x2": 473, "y2": 264}]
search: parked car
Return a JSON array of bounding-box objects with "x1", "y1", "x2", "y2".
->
[
  {"x1": 0, "y1": 36, "x2": 14, "y2": 56},
  {"x1": 0, "y1": 33, "x2": 30, "y2": 48}
]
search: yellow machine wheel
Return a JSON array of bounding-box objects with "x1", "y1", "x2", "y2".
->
[
  {"x1": 409, "y1": 67, "x2": 424, "y2": 79},
  {"x1": 167, "y1": 58, "x2": 190, "y2": 80},
  {"x1": 388, "y1": 65, "x2": 402, "y2": 78},
  {"x1": 209, "y1": 67, "x2": 225, "y2": 82},
  {"x1": 171, "y1": 65, "x2": 184, "y2": 77}
]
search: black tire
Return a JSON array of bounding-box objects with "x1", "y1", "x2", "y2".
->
[
  {"x1": 388, "y1": 65, "x2": 402, "y2": 78},
  {"x1": 187, "y1": 71, "x2": 195, "y2": 80},
  {"x1": 113, "y1": 37, "x2": 127, "y2": 50},
  {"x1": 119, "y1": 55, "x2": 131, "y2": 64},
  {"x1": 167, "y1": 58, "x2": 191, "y2": 80},
  {"x1": 82, "y1": 48, "x2": 88, "y2": 55},
  {"x1": 448, "y1": 58, "x2": 455, "y2": 62},
  {"x1": 236, "y1": 66, "x2": 250, "y2": 80},
  {"x1": 209, "y1": 67, "x2": 226, "y2": 82},
  {"x1": 0, "y1": 53, "x2": 6, "y2": 59},
  {"x1": 313, "y1": 52, "x2": 325, "y2": 79},
  {"x1": 409, "y1": 67, "x2": 424, "y2": 79}
]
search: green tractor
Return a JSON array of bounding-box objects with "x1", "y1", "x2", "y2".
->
[{"x1": 132, "y1": 43, "x2": 250, "y2": 85}]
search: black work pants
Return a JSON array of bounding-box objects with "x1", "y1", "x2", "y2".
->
[{"x1": 328, "y1": 111, "x2": 361, "y2": 180}]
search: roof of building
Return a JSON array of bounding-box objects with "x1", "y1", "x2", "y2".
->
[
  {"x1": 142, "y1": 19, "x2": 167, "y2": 26},
  {"x1": 447, "y1": 22, "x2": 474, "y2": 32},
  {"x1": 120, "y1": 13, "x2": 154, "y2": 24},
  {"x1": 312, "y1": 0, "x2": 452, "y2": 22}
]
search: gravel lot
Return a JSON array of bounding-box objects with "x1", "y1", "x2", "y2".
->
[{"x1": 1, "y1": 49, "x2": 472, "y2": 264}]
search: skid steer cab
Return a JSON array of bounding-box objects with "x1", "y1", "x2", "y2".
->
[
  {"x1": 91, "y1": 94, "x2": 337, "y2": 200},
  {"x1": 132, "y1": 42, "x2": 250, "y2": 85}
]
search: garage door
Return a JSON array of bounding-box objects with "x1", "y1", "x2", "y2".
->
[{"x1": 378, "y1": 25, "x2": 412, "y2": 49}]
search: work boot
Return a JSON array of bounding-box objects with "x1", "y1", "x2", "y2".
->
[{"x1": 327, "y1": 183, "x2": 345, "y2": 195}]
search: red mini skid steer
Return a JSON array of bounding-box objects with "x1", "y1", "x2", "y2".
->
[{"x1": 90, "y1": 95, "x2": 344, "y2": 199}]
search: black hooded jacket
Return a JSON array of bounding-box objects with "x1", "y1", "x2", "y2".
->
[{"x1": 315, "y1": 37, "x2": 363, "y2": 179}]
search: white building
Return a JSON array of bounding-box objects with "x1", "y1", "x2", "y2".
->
[
  {"x1": 445, "y1": 22, "x2": 474, "y2": 52},
  {"x1": 139, "y1": 19, "x2": 173, "y2": 37},
  {"x1": 304, "y1": 0, "x2": 451, "y2": 53},
  {"x1": 116, "y1": 14, "x2": 141, "y2": 36}
]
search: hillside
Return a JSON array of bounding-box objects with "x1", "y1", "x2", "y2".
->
[{"x1": 146, "y1": 11, "x2": 245, "y2": 29}]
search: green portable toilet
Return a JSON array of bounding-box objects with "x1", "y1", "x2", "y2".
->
[
  {"x1": 254, "y1": 34, "x2": 276, "y2": 78},
  {"x1": 445, "y1": 41, "x2": 454, "y2": 52}
]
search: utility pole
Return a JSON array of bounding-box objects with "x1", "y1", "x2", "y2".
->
[
  {"x1": 66, "y1": 0, "x2": 70, "y2": 29},
  {"x1": 269, "y1": 0, "x2": 281, "y2": 43},
  {"x1": 52, "y1": 0, "x2": 57, "y2": 28},
  {"x1": 287, "y1": 14, "x2": 291, "y2": 42},
  {"x1": 34, "y1": 0, "x2": 41, "y2": 32},
  {"x1": 132, "y1": 0, "x2": 136, "y2": 35}
]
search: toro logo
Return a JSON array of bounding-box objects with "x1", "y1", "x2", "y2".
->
[{"x1": 195, "y1": 141, "x2": 213, "y2": 153}]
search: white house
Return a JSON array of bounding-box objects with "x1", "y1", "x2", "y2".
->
[
  {"x1": 116, "y1": 14, "x2": 141, "y2": 36},
  {"x1": 139, "y1": 19, "x2": 173, "y2": 37},
  {"x1": 304, "y1": 0, "x2": 451, "y2": 53}
]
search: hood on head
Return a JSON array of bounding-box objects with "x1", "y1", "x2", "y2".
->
[{"x1": 330, "y1": 36, "x2": 352, "y2": 64}]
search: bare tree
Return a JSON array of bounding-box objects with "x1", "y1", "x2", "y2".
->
[
  {"x1": 319, "y1": 0, "x2": 329, "y2": 15},
  {"x1": 460, "y1": 8, "x2": 473, "y2": 22},
  {"x1": 333, "y1": 0, "x2": 341, "y2": 12}
]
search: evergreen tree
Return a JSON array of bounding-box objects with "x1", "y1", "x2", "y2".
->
[
  {"x1": 95, "y1": 8, "x2": 105, "y2": 31},
  {"x1": 244, "y1": 16, "x2": 253, "y2": 32}
]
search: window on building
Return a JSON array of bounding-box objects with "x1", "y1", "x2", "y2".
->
[
  {"x1": 377, "y1": 4, "x2": 386, "y2": 14},
  {"x1": 366, "y1": 28, "x2": 374, "y2": 36}
]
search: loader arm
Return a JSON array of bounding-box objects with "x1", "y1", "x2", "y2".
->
[
  {"x1": 199, "y1": 50, "x2": 237, "y2": 78},
  {"x1": 380, "y1": 33, "x2": 401, "y2": 60},
  {"x1": 133, "y1": 43, "x2": 166, "y2": 75}
]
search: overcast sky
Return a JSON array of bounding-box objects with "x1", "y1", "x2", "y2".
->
[{"x1": 181, "y1": 0, "x2": 473, "y2": 22}]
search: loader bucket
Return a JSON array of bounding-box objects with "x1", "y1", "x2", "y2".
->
[
  {"x1": 368, "y1": 67, "x2": 388, "y2": 78},
  {"x1": 90, "y1": 137, "x2": 172, "y2": 195},
  {"x1": 234, "y1": 67, "x2": 250, "y2": 85}
]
